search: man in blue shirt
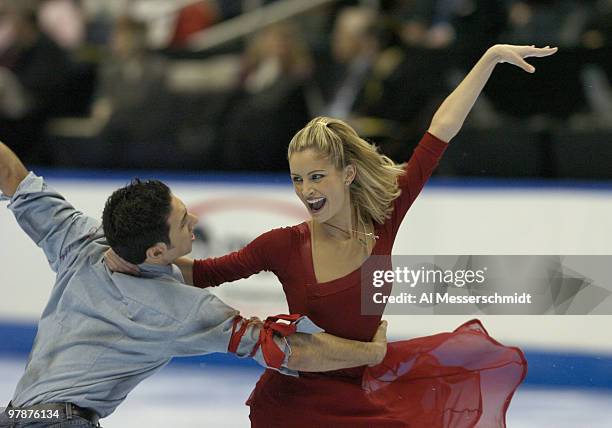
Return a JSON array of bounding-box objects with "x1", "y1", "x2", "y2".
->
[{"x1": 0, "y1": 142, "x2": 387, "y2": 427}]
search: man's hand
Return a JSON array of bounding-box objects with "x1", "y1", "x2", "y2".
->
[
  {"x1": 368, "y1": 320, "x2": 388, "y2": 367},
  {"x1": 487, "y1": 44, "x2": 558, "y2": 74},
  {"x1": 104, "y1": 248, "x2": 141, "y2": 276},
  {"x1": 0, "y1": 143, "x2": 28, "y2": 197}
]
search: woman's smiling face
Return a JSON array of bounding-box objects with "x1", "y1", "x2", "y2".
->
[{"x1": 289, "y1": 149, "x2": 353, "y2": 224}]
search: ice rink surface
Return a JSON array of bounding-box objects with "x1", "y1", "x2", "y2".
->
[{"x1": 1, "y1": 357, "x2": 610, "y2": 428}]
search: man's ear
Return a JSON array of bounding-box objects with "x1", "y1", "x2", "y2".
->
[{"x1": 145, "y1": 242, "x2": 168, "y2": 262}]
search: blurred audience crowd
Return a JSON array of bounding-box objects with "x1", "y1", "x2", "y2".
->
[{"x1": 0, "y1": 0, "x2": 611, "y2": 178}]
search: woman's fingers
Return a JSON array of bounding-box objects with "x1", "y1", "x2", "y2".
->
[
  {"x1": 496, "y1": 45, "x2": 557, "y2": 73},
  {"x1": 509, "y1": 51, "x2": 535, "y2": 73},
  {"x1": 519, "y1": 46, "x2": 557, "y2": 73},
  {"x1": 524, "y1": 46, "x2": 558, "y2": 58},
  {"x1": 121, "y1": 259, "x2": 140, "y2": 275},
  {"x1": 121, "y1": 260, "x2": 140, "y2": 275},
  {"x1": 373, "y1": 320, "x2": 388, "y2": 343},
  {"x1": 106, "y1": 252, "x2": 122, "y2": 271},
  {"x1": 507, "y1": 46, "x2": 557, "y2": 73},
  {"x1": 104, "y1": 249, "x2": 140, "y2": 275}
]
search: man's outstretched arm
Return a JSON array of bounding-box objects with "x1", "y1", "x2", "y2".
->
[
  {"x1": 0, "y1": 143, "x2": 28, "y2": 197},
  {"x1": 169, "y1": 291, "x2": 390, "y2": 375},
  {"x1": 1, "y1": 142, "x2": 101, "y2": 273}
]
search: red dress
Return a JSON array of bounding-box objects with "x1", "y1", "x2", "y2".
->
[{"x1": 193, "y1": 133, "x2": 527, "y2": 427}]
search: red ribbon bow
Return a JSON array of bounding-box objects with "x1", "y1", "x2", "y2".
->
[{"x1": 228, "y1": 313, "x2": 303, "y2": 369}]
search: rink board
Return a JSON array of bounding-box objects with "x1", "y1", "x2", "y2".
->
[{"x1": 1, "y1": 170, "x2": 612, "y2": 390}]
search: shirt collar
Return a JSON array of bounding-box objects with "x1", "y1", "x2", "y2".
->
[{"x1": 137, "y1": 262, "x2": 184, "y2": 283}]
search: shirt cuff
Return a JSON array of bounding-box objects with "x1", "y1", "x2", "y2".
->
[
  {"x1": 0, "y1": 172, "x2": 42, "y2": 203},
  {"x1": 276, "y1": 316, "x2": 325, "y2": 377}
]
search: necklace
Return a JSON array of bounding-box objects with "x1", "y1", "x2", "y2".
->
[{"x1": 322, "y1": 221, "x2": 379, "y2": 246}]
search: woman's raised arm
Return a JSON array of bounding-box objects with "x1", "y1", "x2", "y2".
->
[{"x1": 428, "y1": 44, "x2": 558, "y2": 143}]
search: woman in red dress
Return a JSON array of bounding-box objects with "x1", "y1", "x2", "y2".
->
[{"x1": 107, "y1": 44, "x2": 556, "y2": 427}]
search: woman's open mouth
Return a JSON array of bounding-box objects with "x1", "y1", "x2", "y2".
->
[{"x1": 306, "y1": 197, "x2": 326, "y2": 214}]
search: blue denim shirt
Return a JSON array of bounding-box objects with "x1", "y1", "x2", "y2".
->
[{"x1": 2, "y1": 173, "x2": 319, "y2": 418}]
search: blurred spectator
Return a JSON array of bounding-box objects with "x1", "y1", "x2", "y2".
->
[
  {"x1": 0, "y1": 0, "x2": 74, "y2": 164},
  {"x1": 578, "y1": 0, "x2": 612, "y2": 128},
  {"x1": 312, "y1": 6, "x2": 446, "y2": 158},
  {"x1": 38, "y1": 0, "x2": 85, "y2": 51},
  {"x1": 399, "y1": 0, "x2": 507, "y2": 66},
  {"x1": 241, "y1": 21, "x2": 312, "y2": 93},
  {"x1": 167, "y1": 0, "x2": 285, "y2": 50},
  {"x1": 503, "y1": 0, "x2": 596, "y2": 47},
  {"x1": 93, "y1": 15, "x2": 170, "y2": 167},
  {"x1": 480, "y1": 1, "x2": 599, "y2": 123},
  {"x1": 221, "y1": 22, "x2": 313, "y2": 170},
  {"x1": 581, "y1": 0, "x2": 612, "y2": 49},
  {"x1": 316, "y1": 7, "x2": 380, "y2": 120},
  {"x1": 95, "y1": 16, "x2": 165, "y2": 112},
  {"x1": 169, "y1": 1, "x2": 219, "y2": 49}
]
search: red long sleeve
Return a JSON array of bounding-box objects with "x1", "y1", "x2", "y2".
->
[
  {"x1": 388, "y1": 132, "x2": 448, "y2": 235},
  {"x1": 192, "y1": 227, "x2": 294, "y2": 288}
]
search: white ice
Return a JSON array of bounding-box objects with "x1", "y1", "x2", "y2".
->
[{"x1": 1, "y1": 357, "x2": 610, "y2": 428}]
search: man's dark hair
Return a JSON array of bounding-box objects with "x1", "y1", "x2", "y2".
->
[{"x1": 102, "y1": 179, "x2": 173, "y2": 264}]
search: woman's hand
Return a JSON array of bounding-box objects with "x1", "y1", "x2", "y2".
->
[
  {"x1": 488, "y1": 44, "x2": 558, "y2": 73},
  {"x1": 368, "y1": 320, "x2": 388, "y2": 367},
  {"x1": 104, "y1": 248, "x2": 141, "y2": 276}
]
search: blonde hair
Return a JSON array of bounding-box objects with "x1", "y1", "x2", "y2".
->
[{"x1": 288, "y1": 116, "x2": 405, "y2": 229}]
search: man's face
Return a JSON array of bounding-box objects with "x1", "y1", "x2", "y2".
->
[{"x1": 161, "y1": 195, "x2": 198, "y2": 264}]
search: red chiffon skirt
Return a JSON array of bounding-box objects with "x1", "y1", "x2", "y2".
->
[{"x1": 248, "y1": 320, "x2": 527, "y2": 428}]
